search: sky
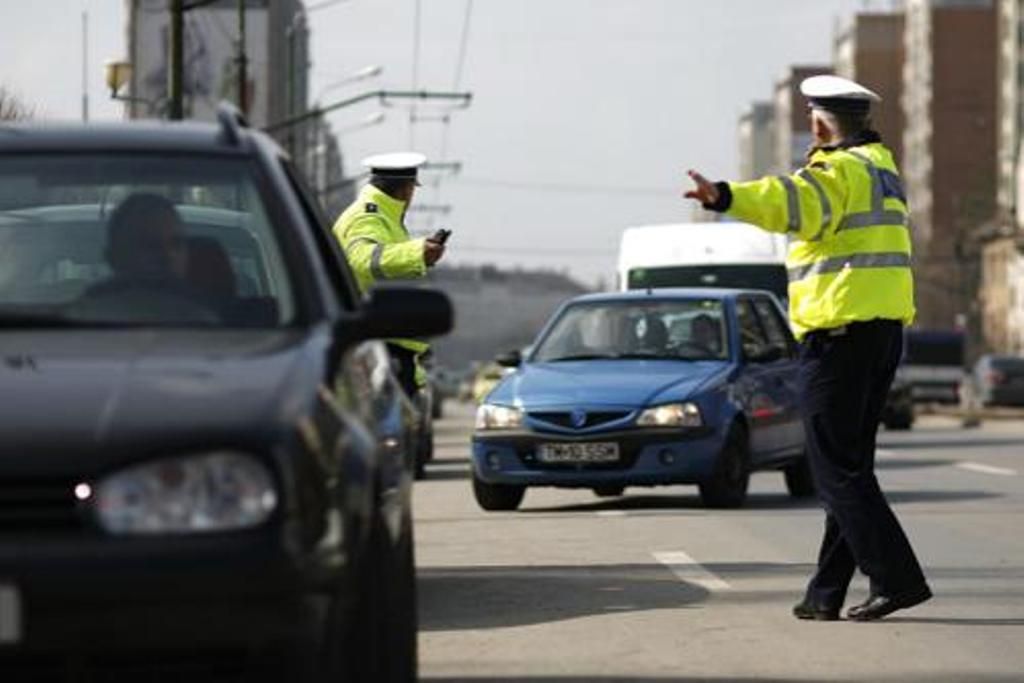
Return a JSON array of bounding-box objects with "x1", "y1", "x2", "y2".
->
[{"x1": 0, "y1": 0, "x2": 890, "y2": 286}]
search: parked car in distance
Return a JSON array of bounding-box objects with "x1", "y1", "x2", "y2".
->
[
  {"x1": 0, "y1": 106, "x2": 452, "y2": 682},
  {"x1": 899, "y1": 329, "x2": 965, "y2": 404},
  {"x1": 471, "y1": 289, "x2": 812, "y2": 511},
  {"x1": 973, "y1": 354, "x2": 1024, "y2": 406}
]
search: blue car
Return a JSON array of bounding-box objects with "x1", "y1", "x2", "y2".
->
[{"x1": 471, "y1": 289, "x2": 812, "y2": 510}]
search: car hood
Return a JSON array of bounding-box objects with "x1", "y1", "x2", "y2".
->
[
  {"x1": 0, "y1": 329, "x2": 320, "y2": 476},
  {"x1": 488, "y1": 360, "x2": 729, "y2": 409}
]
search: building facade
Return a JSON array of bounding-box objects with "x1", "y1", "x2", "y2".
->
[
  {"x1": 981, "y1": 0, "x2": 1024, "y2": 352},
  {"x1": 737, "y1": 102, "x2": 775, "y2": 180},
  {"x1": 773, "y1": 65, "x2": 832, "y2": 173},
  {"x1": 903, "y1": 0, "x2": 997, "y2": 343},
  {"x1": 123, "y1": 0, "x2": 350, "y2": 208},
  {"x1": 834, "y1": 12, "x2": 906, "y2": 162}
]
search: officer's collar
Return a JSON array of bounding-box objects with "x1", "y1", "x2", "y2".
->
[{"x1": 361, "y1": 184, "x2": 407, "y2": 217}]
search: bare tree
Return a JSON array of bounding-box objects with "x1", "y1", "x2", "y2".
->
[{"x1": 0, "y1": 86, "x2": 33, "y2": 121}]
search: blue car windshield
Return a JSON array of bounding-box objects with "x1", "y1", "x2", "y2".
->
[
  {"x1": 0, "y1": 154, "x2": 297, "y2": 328},
  {"x1": 532, "y1": 299, "x2": 728, "y2": 362}
]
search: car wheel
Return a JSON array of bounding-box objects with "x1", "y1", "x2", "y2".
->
[
  {"x1": 783, "y1": 455, "x2": 815, "y2": 498},
  {"x1": 699, "y1": 425, "x2": 750, "y2": 508},
  {"x1": 592, "y1": 485, "x2": 625, "y2": 498},
  {"x1": 325, "y1": 509, "x2": 417, "y2": 682},
  {"x1": 472, "y1": 472, "x2": 525, "y2": 511}
]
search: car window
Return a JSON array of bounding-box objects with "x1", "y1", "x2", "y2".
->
[
  {"x1": 752, "y1": 297, "x2": 793, "y2": 357},
  {"x1": 532, "y1": 298, "x2": 728, "y2": 362},
  {"x1": 0, "y1": 154, "x2": 297, "y2": 327},
  {"x1": 736, "y1": 299, "x2": 770, "y2": 356}
]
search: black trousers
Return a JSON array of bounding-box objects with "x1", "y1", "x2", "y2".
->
[
  {"x1": 387, "y1": 344, "x2": 418, "y2": 399},
  {"x1": 799, "y1": 320, "x2": 928, "y2": 608}
]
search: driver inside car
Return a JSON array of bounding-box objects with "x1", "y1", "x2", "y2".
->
[
  {"x1": 690, "y1": 313, "x2": 722, "y2": 355},
  {"x1": 72, "y1": 193, "x2": 219, "y2": 324}
]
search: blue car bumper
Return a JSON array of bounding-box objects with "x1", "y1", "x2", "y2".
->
[{"x1": 471, "y1": 427, "x2": 724, "y2": 488}]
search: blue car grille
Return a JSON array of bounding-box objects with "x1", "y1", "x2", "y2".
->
[{"x1": 528, "y1": 411, "x2": 631, "y2": 430}]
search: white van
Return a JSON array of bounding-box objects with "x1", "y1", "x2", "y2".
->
[{"x1": 617, "y1": 222, "x2": 789, "y2": 301}]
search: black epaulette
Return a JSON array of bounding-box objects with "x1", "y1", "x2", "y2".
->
[{"x1": 365, "y1": 202, "x2": 378, "y2": 214}]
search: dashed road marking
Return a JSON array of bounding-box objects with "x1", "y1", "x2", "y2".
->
[
  {"x1": 595, "y1": 510, "x2": 627, "y2": 517},
  {"x1": 876, "y1": 448, "x2": 896, "y2": 458},
  {"x1": 653, "y1": 550, "x2": 731, "y2": 591},
  {"x1": 956, "y1": 462, "x2": 1017, "y2": 477}
]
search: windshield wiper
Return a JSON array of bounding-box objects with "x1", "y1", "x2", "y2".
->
[{"x1": 543, "y1": 353, "x2": 619, "y2": 362}]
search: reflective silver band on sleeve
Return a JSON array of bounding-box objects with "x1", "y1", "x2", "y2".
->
[
  {"x1": 797, "y1": 169, "x2": 831, "y2": 241},
  {"x1": 787, "y1": 251, "x2": 911, "y2": 283},
  {"x1": 370, "y1": 244, "x2": 386, "y2": 280},
  {"x1": 776, "y1": 175, "x2": 801, "y2": 233}
]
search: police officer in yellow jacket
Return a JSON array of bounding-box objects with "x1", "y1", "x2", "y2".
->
[
  {"x1": 333, "y1": 152, "x2": 445, "y2": 397},
  {"x1": 684, "y1": 76, "x2": 931, "y2": 622}
]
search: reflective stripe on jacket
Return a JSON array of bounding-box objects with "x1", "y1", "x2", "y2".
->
[
  {"x1": 725, "y1": 142, "x2": 914, "y2": 340},
  {"x1": 333, "y1": 184, "x2": 430, "y2": 356}
]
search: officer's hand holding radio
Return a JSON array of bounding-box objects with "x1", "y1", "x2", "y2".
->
[{"x1": 424, "y1": 228, "x2": 451, "y2": 267}]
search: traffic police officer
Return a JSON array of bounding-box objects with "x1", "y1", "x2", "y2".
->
[
  {"x1": 333, "y1": 152, "x2": 446, "y2": 397},
  {"x1": 684, "y1": 75, "x2": 931, "y2": 621}
]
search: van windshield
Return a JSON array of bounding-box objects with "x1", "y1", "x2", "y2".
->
[{"x1": 628, "y1": 265, "x2": 788, "y2": 301}]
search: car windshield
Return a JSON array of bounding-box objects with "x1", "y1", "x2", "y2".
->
[
  {"x1": 0, "y1": 154, "x2": 297, "y2": 328},
  {"x1": 532, "y1": 299, "x2": 729, "y2": 362}
]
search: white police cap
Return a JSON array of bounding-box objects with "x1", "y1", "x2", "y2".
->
[
  {"x1": 800, "y1": 75, "x2": 881, "y2": 114},
  {"x1": 362, "y1": 152, "x2": 427, "y2": 182}
]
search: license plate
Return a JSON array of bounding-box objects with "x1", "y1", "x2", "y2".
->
[
  {"x1": 537, "y1": 442, "x2": 620, "y2": 464},
  {"x1": 0, "y1": 584, "x2": 22, "y2": 645}
]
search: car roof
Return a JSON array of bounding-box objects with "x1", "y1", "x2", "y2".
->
[
  {"x1": 569, "y1": 288, "x2": 766, "y2": 304},
  {"x1": 0, "y1": 116, "x2": 276, "y2": 157}
]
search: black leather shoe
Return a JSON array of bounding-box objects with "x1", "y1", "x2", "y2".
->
[
  {"x1": 847, "y1": 585, "x2": 932, "y2": 621},
  {"x1": 793, "y1": 600, "x2": 840, "y2": 621}
]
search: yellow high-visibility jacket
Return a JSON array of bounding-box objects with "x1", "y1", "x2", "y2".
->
[
  {"x1": 722, "y1": 140, "x2": 914, "y2": 340},
  {"x1": 333, "y1": 184, "x2": 430, "y2": 357}
]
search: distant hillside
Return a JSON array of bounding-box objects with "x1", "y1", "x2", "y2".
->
[{"x1": 424, "y1": 264, "x2": 591, "y2": 369}]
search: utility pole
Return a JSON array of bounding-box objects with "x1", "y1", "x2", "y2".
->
[
  {"x1": 169, "y1": 0, "x2": 184, "y2": 120},
  {"x1": 237, "y1": 0, "x2": 248, "y2": 116},
  {"x1": 81, "y1": 11, "x2": 89, "y2": 122}
]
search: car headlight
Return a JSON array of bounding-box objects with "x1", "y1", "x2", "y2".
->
[
  {"x1": 636, "y1": 403, "x2": 703, "y2": 428},
  {"x1": 475, "y1": 403, "x2": 523, "y2": 430},
  {"x1": 94, "y1": 451, "x2": 278, "y2": 534}
]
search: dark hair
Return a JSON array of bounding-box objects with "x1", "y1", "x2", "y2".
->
[
  {"x1": 106, "y1": 192, "x2": 182, "y2": 275},
  {"x1": 370, "y1": 175, "x2": 416, "y2": 198},
  {"x1": 830, "y1": 111, "x2": 871, "y2": 138}
]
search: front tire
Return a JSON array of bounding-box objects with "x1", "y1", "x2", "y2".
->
[
  {"x1": 783, "y1": 456, "x2": 815, "y2": 498},
  {"x1": 472, "y1": 472, "x2": 525, "y2": 511},
  {"x1": 699, "y1": 425, "x2": 750, "y2": 508},
  {"x1": 325, "y1": 509, "x2": 417, "y2": 682}
]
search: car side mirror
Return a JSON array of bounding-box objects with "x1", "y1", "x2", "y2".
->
[
  {"x1": 337, "y1": 286, "x2": 453, "y2": 344},
  {"x1": 495, "y1": 349, "x2": 522, "y2": 368}
]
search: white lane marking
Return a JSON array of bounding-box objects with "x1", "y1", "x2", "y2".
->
[
  {"x1": 653, "y1": 551, "x2": 731, "y2": 591},
  {"x1": 596, "y1": 510, "x2": 627, "y2": 517},
  {"x1": 876, "y1": 448, "x2": 896, "y2": 458},
  {"x1": 956, "y1": 462, "x2": 1018, "y2": 477}
]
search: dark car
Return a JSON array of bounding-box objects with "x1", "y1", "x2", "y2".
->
[
  {"x1": 973, "y1": 354, "x2": 1024, "y2": 406},
  {"x1": 0, "y1": 106, "x2": 451, "y2": 681},
  {"x1": 471, "y1": 289, "x2": 811, "y2": 510}
]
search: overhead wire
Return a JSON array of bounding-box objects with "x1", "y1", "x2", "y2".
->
[{"x1": 409, "y1": 0, "x2": 422, "y2": 148}]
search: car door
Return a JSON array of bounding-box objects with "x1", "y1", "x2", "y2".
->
[
  {"x1": 750, "y1": 295, "x2": 804, "y2": 457},
  {"x1": 734, "y1": 297, "x2": 783, "y2": 459}
]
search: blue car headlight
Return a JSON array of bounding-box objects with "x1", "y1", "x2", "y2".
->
[
  {"x1": 475, "y1": 403, "x2": 523, "y2": 431},
  {"x1": 93, "y1": 451, "x2": 278, "y2": 534},
  {"x1": 636, "y1": 402, "x2": 703, "y2": 428}
]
